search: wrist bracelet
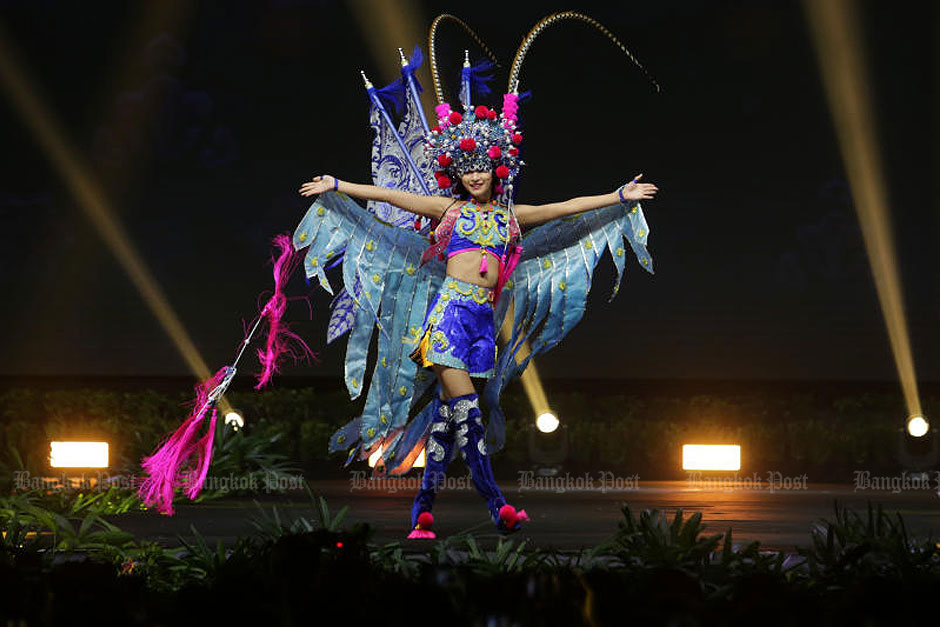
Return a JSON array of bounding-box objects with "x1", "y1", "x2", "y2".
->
[
  {"x1": 333, "y1": 177, "x2": 339, "y2": 192},
  {"x1": 617, "y1": 185, "x2": 626, "y2": 204}
]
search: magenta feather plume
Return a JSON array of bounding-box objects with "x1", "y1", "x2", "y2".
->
[
  {"x1": 255, "y1": 233, "x2": 317, "y2": 389},
  {"x1": 138, "y1": 367, "x2": 229, "y2": 515}
]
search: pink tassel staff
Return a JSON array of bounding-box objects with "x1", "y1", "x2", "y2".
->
[
  {"x1": 138, "y1": 366, "x2": 232, "y2": 515},
  {"x1": 138, "y1": 234, "x2": 316, "y2": 515},
  {"x1": 254, "y1": 233, "x2": 318, "y2": 389}
]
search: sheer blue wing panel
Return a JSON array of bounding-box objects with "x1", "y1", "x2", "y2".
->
[
  {"x1": 302, "y1": 202, "x2": 363, "y2": 295},
  {"x1": 624, "y1": 201, "x2": 654, "y2": 273},
  {"x1": 389, "y1": 261, "x2": 440, "y2": 424},
  {"x1": 601, "y1": 217, "x2": 628, "y2": 301},
  {"x1": 409, "y1": 369, "x2": 436, "y2": 410},
  {"x1": 483, "y1": 369, "x2": 510, "y2": 453},
  {"x1": 342, "y1": 222, "x2": 372, "y2": 309},
  {"x1": 532, "y1": 247, "x2": 573, "y2": 354},
  {"x1": 385, "y1": 259, "x2": 425, "y2": 423},
  {"x1": 344, "y1": 288, "x2": 375, "y2": 400},
  {"x1": 506, "y1": 258, "x2": 538, "y2": 355},
  {"x1": 353, "y1": 225, "x2": 402, "y2": 336},
  {"x1": 292, "y1": 203, "x2": 327, "y2": 252},
  {"x1": 520, "y1": 213, "x2": 591, "y2": 261},
  {"x1": 503, "y1": 261, "x2": 535, "y2": 368},
  {"x1": 493, "y1": 280, "x2": 514, "y2": 332},
  {"x1": 294, "y1": 202, "x2": 333, "y2": 292},
  {"x1": 357, "y1": 262, "x2": 405, "y2": 456},
  {"x1": 518, "y1": 251, "x2": 555, "y2": 353},
  {"x1": 386, "y1": 395, "x2": 437, "y2": 471},
  {"x1": 343, "y1": 227, "x2": 399, "y2": 402},
  {"x1": 394, "y1": 272, "x2": 436, "y2": 417},
  {"x1": 378, "y1": 303, "x2": 410, "y2": 432},
  {"x1": 377, "y1": 431, "x2": 404, "y2": 468},
  {"x1": 328, "y1": 415, "x2": 362, "y2": 455},
  {"x1": 355, "y1": 229, "x2": 407, "y2": 452},
  {"x1": 540, "y1": 247, "x2": 571, "y2": 334},
  {"x1": 516, "y1": 220, "x2": 555, "y2": 260},
  {"x1": 562, "y1": 244, "x2": 591, "y2": 342},
  {"x1": 507, "y1": 259, "x2": 540, "y2": 367},
  {"x1": 557, "y1": 247, "x2": 581, "y2": 340},
  {"x1": 309, "y1": 221, "x2": 358, "y2": 295}
]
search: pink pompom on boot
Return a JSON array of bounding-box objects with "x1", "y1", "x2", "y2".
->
[
  {"x1": 407, "y1": 511, "x2": 436, "y2": 539},
  {"x1": 497, "y1": 504, "x2": 529, "y2": 534}
]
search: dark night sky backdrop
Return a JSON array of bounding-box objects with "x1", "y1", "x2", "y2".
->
[{"x1": 0, "y1": 0, "x2": 936, "y2": 382}]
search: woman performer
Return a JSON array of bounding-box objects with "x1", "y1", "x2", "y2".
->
[{"x1": 299, "y1": 156, "x2": 657, "y2": 535}]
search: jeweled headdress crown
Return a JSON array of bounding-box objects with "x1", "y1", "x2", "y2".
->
[{"x1": 425, "y1": 88, "x2": 522, "y2": 195}]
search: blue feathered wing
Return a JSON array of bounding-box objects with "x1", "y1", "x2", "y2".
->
[
  {"x1": 482, "y1": 199, "x2": 654, "y2": 453},
  {"x1": 293, "y1": 191, "x2": 445, "y2": 471}
]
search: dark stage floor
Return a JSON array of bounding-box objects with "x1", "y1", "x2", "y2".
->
[{"x1": 104, "y1": 479, "x2": 940, "y2": 555}]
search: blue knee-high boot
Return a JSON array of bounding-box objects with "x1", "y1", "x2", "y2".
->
[
  {"x1": 451, "y1": 393, "x2": 527, "y2": 532},
  {"x1": 408, "y1": 396, "x2": 454, "y2": 538}
]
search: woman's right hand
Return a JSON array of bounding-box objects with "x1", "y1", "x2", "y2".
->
[{"x1": 299, "y1": 175, "x2": 337, "y2": 197}]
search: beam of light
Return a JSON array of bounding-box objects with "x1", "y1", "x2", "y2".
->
[
  {"x1": 682, "y1": 444, "x2": 741, "y2": 472},
  {"x1": 348, "y1": 0, "x2": 556, "y2": 422},
  {"x1": 346, "y1": 0, "x2": 435, "y2": 122},
  {"x1": 803, "y1": 0, "x2": 922, "y2": 418},
  {"x1": 50, "y1": 441, "x2": 109, "y2": 468},
  {"x1": 0, "y1": 23, "x2": 228, "y2": 411}
]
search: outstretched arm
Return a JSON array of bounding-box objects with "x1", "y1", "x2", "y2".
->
[
  {"x1": 513, "y1": 173, "x2": 658, "y2": 227},
  {"x1": 299, "y1": 174, "x2": 451, "y2": 220}
]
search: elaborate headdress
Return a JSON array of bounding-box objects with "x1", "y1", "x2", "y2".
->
[{"x1": 426, "y1": 63, "x2": 522, "y2": 197}]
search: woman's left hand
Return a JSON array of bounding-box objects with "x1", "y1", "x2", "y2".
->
[
  {"x1": 619, "y1": 173, "x2": 659, "y2": 201},
  {"x1": 299, "y1": 175, "x2": 337, "y2": 197}
]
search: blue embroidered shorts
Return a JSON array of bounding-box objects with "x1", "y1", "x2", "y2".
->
[{"x1": 409, "y1": 276, "x2": 497, "y2": 378}]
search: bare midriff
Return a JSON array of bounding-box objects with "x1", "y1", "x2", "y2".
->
[{"x1": 445, "y1": 250, "x2": 500, "y2": 289}]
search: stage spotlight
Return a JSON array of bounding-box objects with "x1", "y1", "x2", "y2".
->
[
  {"x1": 49, "y1": 441, "x2": 109, "y2": 468},
  {"x1": 536, "y1": 411, "x2": 559, "y2": 434},
  {"x1": 224, "y1": 410, "x2": 245, "y2": 431},
  {"x1": 682, "y1": 444, "x2": 741, "y2": 472},
  {"x1": 907, "y1": 415, "x2": 929, "y2": 438}
]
